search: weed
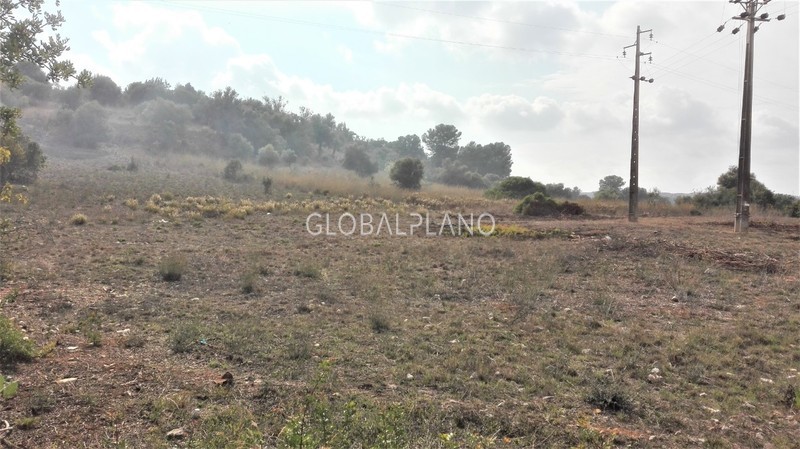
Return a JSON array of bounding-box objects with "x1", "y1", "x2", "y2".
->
[
  {"x1": 293, "y1": 264, "x2": 320, "y2": 279},
  {"x1": 159, "y1": 254, "x2": 186, "y2": 282},
  {"x1": 29, "y1": 391, "x2": 54, "y2": 416},
  {"x1": 69, "y1": 213, "x2": 88, "y2": 225},
  {"x1": 241, "y1": 271, "x2": 258, "y2": 294},
  {"x1": 170, "y1": 322, "x2": 201, "y2": 354},
  {"x1": 0, "y1": 315, "x2": 35, "y2": 363},
  {"x1": 369, "y1": 312, "x2": 391, "y2": 333},
  {"x1": 192, "y1": 406, "x2": 263, "y2": 447},
  {"x1": 14, "y1": 416, "x2": 39, "y2": 430},
  {"x1": 122, "y1": 334, "x2": 146, "y2": 349},
  {"x1": 286, "y1": 331, "x2": 312, "y2": 361},
  {"x1": 586, "y1": 376, "x2": 633, "y2": 413},
  {"x1": 123, "y1": 198, "x2": 138, "y2": 210},
  {"x1": 262, "y1": 176, "x2": 273, "y2": 194}
]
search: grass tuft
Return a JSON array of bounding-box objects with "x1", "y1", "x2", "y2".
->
[
  {"x1": 69, "y1": 213, "x2": 88, "y2": 225},
  {"x1": 0, "y1": 315, "x2": 36, "y2": 363},
  {"x1": 159, "y1": 254, "x2": 186, "y2": 282}
]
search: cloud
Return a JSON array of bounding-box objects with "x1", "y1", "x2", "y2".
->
[
  {"x1": 465, "y1": 94, "x2": 564, "y2": 130},
  {"x1": 337, "y1": 45, "x2": 354, "y2": 63},
  {"x1": 86, "y1": 2, "x2": 241, "y2": 87}
]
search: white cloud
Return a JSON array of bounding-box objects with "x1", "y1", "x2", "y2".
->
[{"x1": 337, "y1": 45, "x2": 354, "y2": 63}]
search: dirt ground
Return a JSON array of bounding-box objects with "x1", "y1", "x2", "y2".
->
[{"x1": 0, "y1": 152, "x2": 798, "y2": 448}]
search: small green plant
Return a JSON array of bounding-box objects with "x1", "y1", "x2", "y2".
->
[
  {"x1": 14, "y1": 416, "x2": 39, "y2": 429},
  {"x1": 240, "y1": 272, "x2": 258, "y2": 294},
  {"x1": 69, "y1": 213, "x2": 88, "y2": 225},
  {"x1": 369, "y1": 312, "x2": 390, "y2": 333},
  {"x1": 170, "y1": 322, "x2": 201, "y2": 354},
  {"x1": 159, "y1": 254, "x2": 186, "y2": 282},
  {"x1": 78, "y1": 312, "x2": 103, "y2": 347},
  {"x1": 1, "y1": 374, "x2": 20, "y2": 399},
  {"x1": 0, "y1": 315, "x2": 35, "y2": 363},
  {"x1": 586, "y1": 376, "x2": 633, "y2": 413},
  {"x1": 293, "y1": 264, "x2": 320, "y2": 279}
]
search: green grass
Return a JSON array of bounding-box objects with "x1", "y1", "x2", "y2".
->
[{"x1": 0, "y1": 315, "x2": 36, "y2": 363}]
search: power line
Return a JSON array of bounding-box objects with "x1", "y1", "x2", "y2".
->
[
  {"x1": 375, "y1": 2, "x2": 630, "y2": 39},
  {"x1": 654, "y1": 39, "x2": 797, "y2": 91},
  {"x1": 153, "y1": 1, "x2": 620, "y2": 60},
  {"x1": 651, "y1": 63, "x2": 798, "y2": 111}
]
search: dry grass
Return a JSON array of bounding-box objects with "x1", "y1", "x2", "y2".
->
[{"x1": 0, "y1": 150, "x2": 798, "y2": 448}]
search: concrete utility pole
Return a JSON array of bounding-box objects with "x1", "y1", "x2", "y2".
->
[
  {"x1": 623, "y1": 26, "x2": 653, "y2": 223},
  {"x1": 720, "y1": 0, "x2": 785, "y2": 233}
]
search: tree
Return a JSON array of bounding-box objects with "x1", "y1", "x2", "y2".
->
[
  {"x1": 342, "y1": 143, "x2": 378, "y2": 177},
  {"x1": 596, "y1": 175, "x2": 626, "y2": 200},
  {"x1": 691, "y1": 166, "x2": 783, "y2": 210},
  {"x1": 311, "y1": 113, "x2": 335, "y2": 157},
  {"x1": 72, "y1": 101, "x2": 109, "y2": 149},
  {"x1": 391, "y1": 134, "x2": 426, "y2": 160},
  {"x1": 390, "y1": 158, "x2": 424, "y2": 190},
  {"x1": 1, "y1": 0, "x2": 91, "y2": 185},
  {"x1": 124, "y1": 78, "x2": 170, "y2": 105},
  {"x1": 422, "y1": 124, "x2": 461, "y2": 167},
  {"x1": 457, "y1": 141, "x2": 513, "y2": 178},
  {"x1": 140, "y1": 98, "x2": 192, "y2": 151},
  {"x1": 545, "y1": 183, "x2": 581, "y2": 199},
  {"x1": 438, "y1": 161, "x2": 487, "y2": 189},
  {"x1": 485, "y1": 176, "x2": 546, "y2": 199},
  {"x1": 89, "y1": 75, "x2": 121, "y2": 106}
]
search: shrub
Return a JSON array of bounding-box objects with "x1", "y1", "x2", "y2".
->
[
  {"x1": 69, "y1": 213, "x2": 88, "y2": 225},
  {"x1": 261, "y1": 177, "x2": 273, "y2": 194},
  {"x1": 514, "y1": 192, "x2": 584, "y2": 217},
  {"x1": 369, "y1": 312, "x2": 390, "y2": 333},
  {"x1": 170, "y1": 322, "x2": 200, "y2": 353},
  {"x1": 222, "y1": 159, "x2": 250, "y2": 182},
  {"x1": 438, "y1": 162, "x2": 487, "y2": 189},
  {"x1": 159, "y1": 254, "x2": 186, "y2": 282},
  {"x1": 486, "y1": 176, "x2": 546, "y2": 199},
  {"x1": 389, "y1": 158, "x2": 424, "y2": 190},
  {"x1": 342, "y1": 144, "x2": 378, "y2": 177},
  {"x1": 72, "y1": 101, "x2": 110, "y2": 149},
  {"x1": 0, "y1": 315, "x2": 36, "y2": 363},
  {"x1": 257, "y1": 144, "x2": 280, "y2": 167},
  {"x1": 586, "y1": 377, "x2": 633, "y2": 413},
  {"x1": 282, "y1": 149, "x2": 297, "y2": 165}
]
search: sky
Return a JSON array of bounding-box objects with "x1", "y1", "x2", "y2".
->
[{"x1": 54, "y1": 0, "x2": 799, "y2": 195}]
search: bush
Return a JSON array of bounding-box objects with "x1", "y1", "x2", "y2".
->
[
  {"x1": 261, "y1": 177, "x2": 273, "y2": 194},
  {"x1": 389, "y1": 158, "x2": 424, "y2": 190},
  {"x1": 0, "y1": 315, "x2": 36, "y2": 363},
  {"x1": 486, "y1": 176, "x2": 546, "y2": 199},
  {"x1": 72, "y1": 101, "x2": 110, "y2": 149},
  {"x1": 514, "y1": 192, "x2": 584, "y2": 217},
  {"x1": 159, "y1": 254, "x2": 186, "y2": 282},
  {"x1": 437, "y1": 162, "x2": 487, "y2": 189},
  {"x1": 282, "y1": 149, "x2": 297, "y2": 165},
  {"x1": 89, "y1": 75, "x2": 122, "y2": 106},
  {"x1": 257, "y1": 144, "x2": 280, "y2": 166},
  {"x1": 342, "y1": 144, "x2": 378, "y2": 177},
  {"x1": 69, "y1": 213, "x2": 88, "y2": 225},
  {"x1": 222, "y1": 159, "x2": 251, "y2": 183},
  {"x1": 170, "y1": 322, "x2": 200, "y2": 353}
]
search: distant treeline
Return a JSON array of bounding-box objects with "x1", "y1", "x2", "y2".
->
[{"x1": 3, "y1": 63, "x2": 514, "y2": 189}]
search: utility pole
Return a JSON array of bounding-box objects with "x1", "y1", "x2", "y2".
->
[
  {"x1": 623, "y1": 26, "x2": 653, "y2": 223},
  {"x1": 719, "y1": 0, "x2": 785, "y2": 233}
]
